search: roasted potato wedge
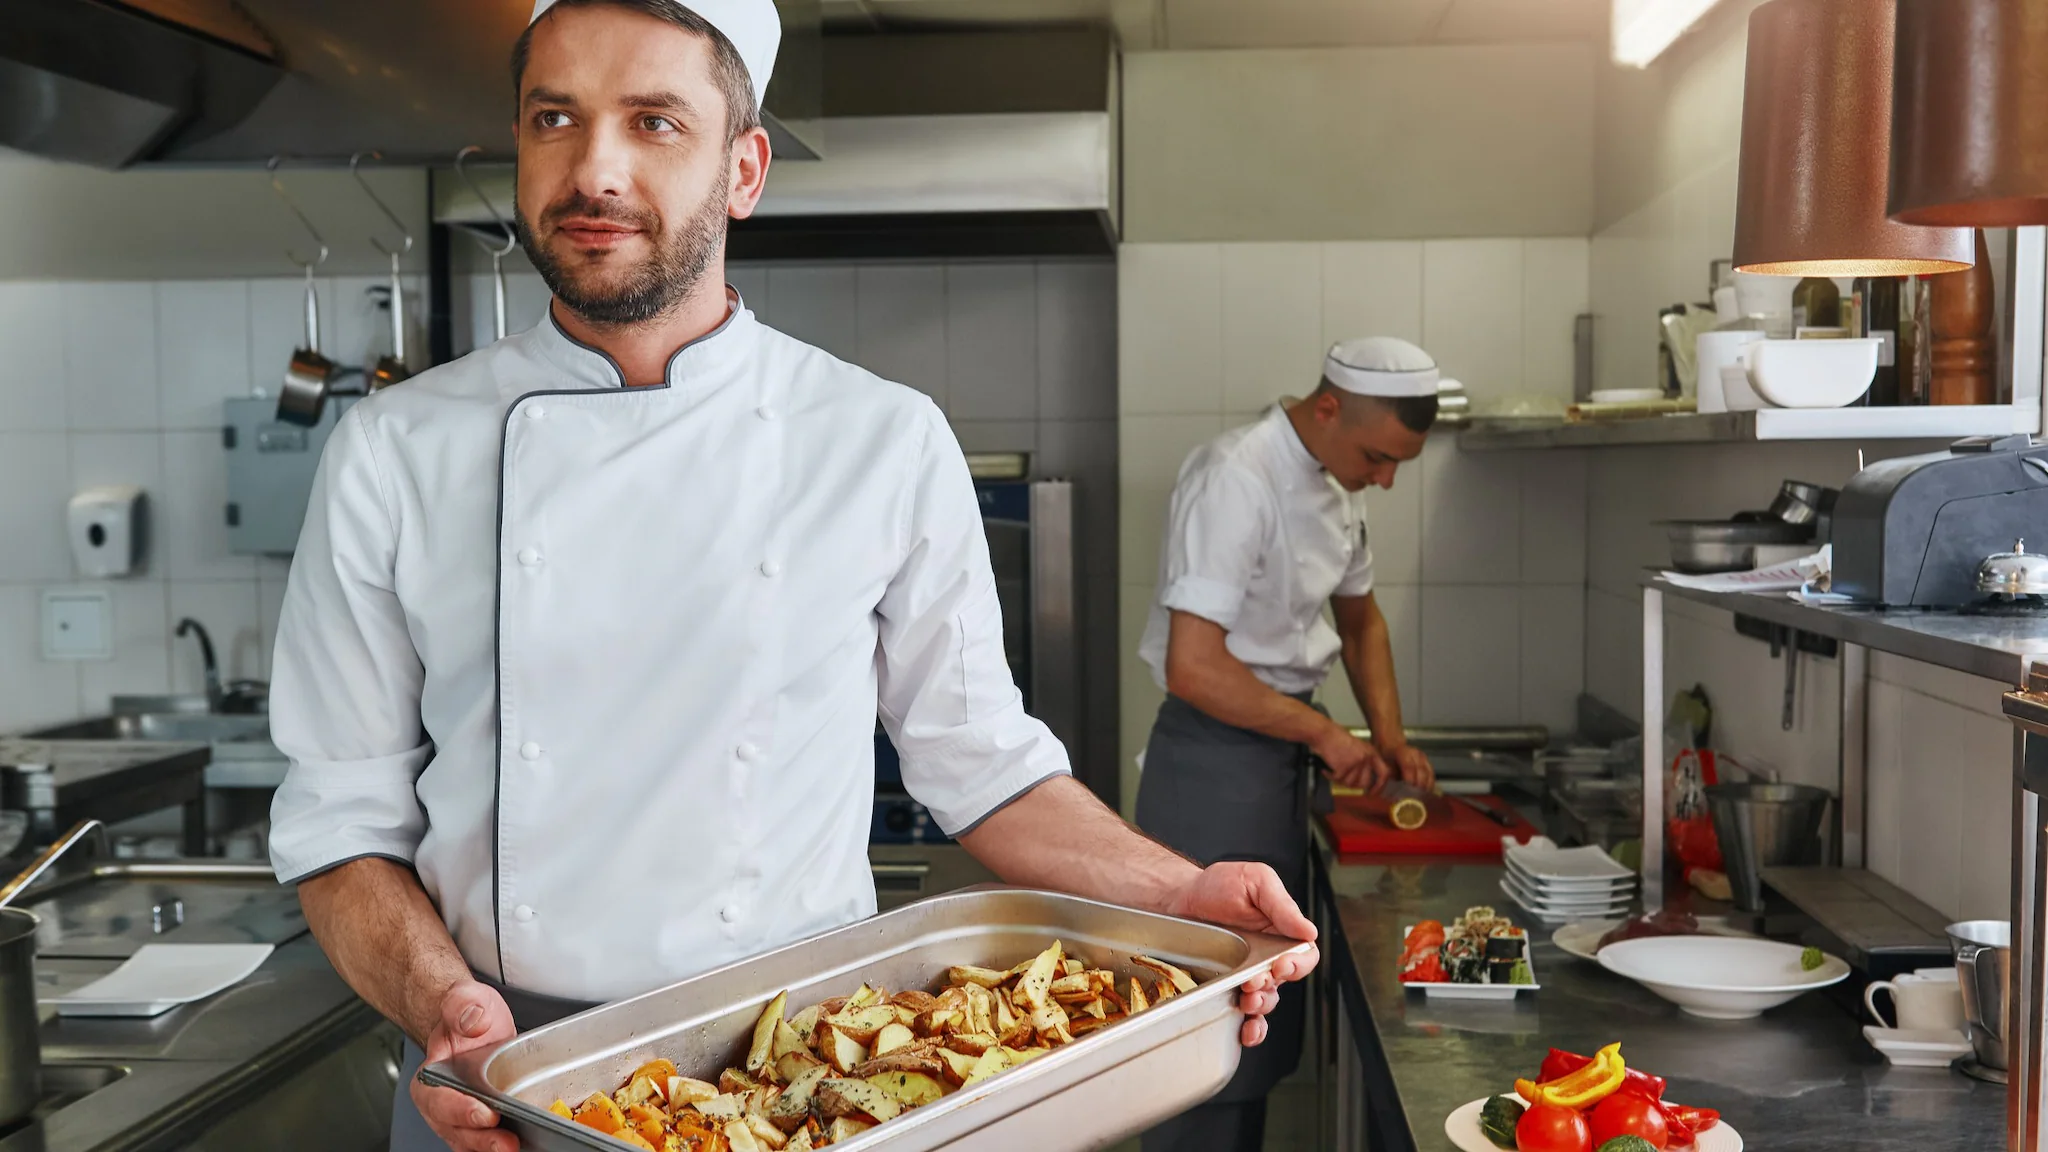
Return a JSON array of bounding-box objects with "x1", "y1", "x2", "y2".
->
[
  {"x1": 814, "y1": 1078, "x2": 902, "y2": 1123},
  {"x1": 1133, "y1": 954, "x2": 1198, "y2": 995},
  {"x1": 818, "y1": 1025, "x2": 867, "y2": 1074},
  {"x1": 720, "y1": 1068, "x2": 761, "y2": 1096},
  {"x1": 872, "y1": 1022, "x2": 915, "y2": 1056},
  {"x1": 936, "y1": 1048, "x2": 979, "y2": 1085},
  {"x1": 946, "y1": 964, "x2": 1010, "y2": 988},
  {"x1": 821, "y1": 1004, "x2": 899, "y2": 1044},
  {"x1": 767, "y1": 1064, "x2": 827, "y2": 1132},
  {"x1": 787, "y1": 1003, "x2": 825, "y2": 1038},
  {"x1": 669, "y1": 1076, "x2": 721, "y2": 1107},
  {"x1": 745, "y1": 1114, "x2": 788, "y2": 1150},
  {"x1": 959, "y1": 1047, "x2": 1009, "y2": 1087},
  {"x1": 825, "y1": 1117, "x2": 873, "y2": 1144},
  {"x1": 724, "y1": 1118, "x2": 764, "y2": 1152},
  {"x1": 697, "y1": 1093, "x2": 749, "y2": 1123},
  {"x1": 1015, "y1": 942, "x2": 1063, "y2": 1011},
  {"x1": 866, "y1": 1070, "x2": 947, "y2": 1108},
  {"x1": 848, "y1": 1050, "x2": 945, "y2": 1080},
  {"x1": 945, "y1": 1031, "x2": 1000, "y2": 1056},
  {"x1": 1128, "y1": 979, "x2": 1150, "y2": 1014},
  {"x1": 747, "y1": 992, "x2": 788, "y2": 1074}
]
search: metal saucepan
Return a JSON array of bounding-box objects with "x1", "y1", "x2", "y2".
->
[
  {"x1": 0, "y1": 820, "x2": 108, "y2": 1125},
  {"x1": 269, "y1": 158, "x2": 339, "y2": 428},
  {"x1": 1662, "y1": 517, "x2": 1810, "y2": 573},
  {"x1": 1765, "y1": 480, "x2": 1834, "y2": 527},
  {"x1": 353, "y1": 152, "x2": 414, "y2": 391}
]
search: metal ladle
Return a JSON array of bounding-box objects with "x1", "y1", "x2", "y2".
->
[
  {"x1": 351, "y1": 151, "x2": 415, "y2": 390},
  {"x1": 454, "y1": 145, "x2": 519, "y2": 343},
  {"x1": 268, "y1": 157, "x2": 339, "y2": 428}
]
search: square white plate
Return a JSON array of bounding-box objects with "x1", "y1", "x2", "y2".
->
[
  {"x1": 1502, "y1": 836, "x2": 1636, "y2": 882},
  {"x1": 1504, "y1": 855, "x2": 1638, "y2": 892},
  {"x1": 1398, "y1": 923, "x2": 1539, "y2": 998},
  {"x1": 44, "y1": 943, "x2": 273, "y2": 1017},
  {"x1": 1500, "y1": 875, "x2": 1634, "y2": 915},
  {"x1": 1863, "y1": 1026, "x2": 1973, "y2": 1068}
]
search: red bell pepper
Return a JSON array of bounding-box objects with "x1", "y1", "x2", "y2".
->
[
  {"x1": 1536, "y1": 1048, "x2": 1668, "y2": 1102},
  {"x1": 1661, "y1": 1104, "x2": 1720, "y2": 1146}
]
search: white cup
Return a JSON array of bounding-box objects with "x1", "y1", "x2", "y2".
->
[
  {"x1": 1695, "y1": 330, "x2": 1765, "y2": 414},
  {"x1": 1866, "y1": 971, "x2": 1967, "y2": 1032}
]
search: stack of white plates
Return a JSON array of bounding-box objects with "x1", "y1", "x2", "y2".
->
[{"x1": 1499, "y1": 836, "x2": 1637, "y2": 925}]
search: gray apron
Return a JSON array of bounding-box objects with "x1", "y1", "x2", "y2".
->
[
  {"x1": 390, "y1": 974, "x2": 598, "y2": 1151},
  {"x1": 1132, "y1": 693, "x2": 1310, "y2": 1103}
]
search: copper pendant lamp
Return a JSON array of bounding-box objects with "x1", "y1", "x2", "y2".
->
[
  {"x1": 1890, "y1": 0, "x2": 2048, "y2": 226},
  {"x1": 1732, "y1": 0, "x2": 1974, "y2": 276}
]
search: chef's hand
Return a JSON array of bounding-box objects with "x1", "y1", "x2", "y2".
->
[
  {"x1": 1164, "y1": 862, "x2": 1320, "y2": 1047},
  {"x1": 415, "y1": 979, "x2": 519, "y2": 1152},
  {"x1": 1313, "y1": 728, "x2": 1388, "y2": 793},
  {"x1": 1381, "y1": 742, "x2": 1435, "y2": 791}
]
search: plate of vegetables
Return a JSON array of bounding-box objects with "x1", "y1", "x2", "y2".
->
[
  {"x1": 1444, "y1": 1043, "x2": 1739, "y2": 1152},
  {"x1": 1399, "y1": 906, "x2": 1537, "y2": 998}
]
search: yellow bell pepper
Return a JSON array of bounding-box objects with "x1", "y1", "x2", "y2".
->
[{"x1": 1515, "y1": 1042, "x2": 1627, "y2": 1109}]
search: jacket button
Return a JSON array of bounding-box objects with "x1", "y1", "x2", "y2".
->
[
  {"x1": 514, "y1": 905, "x2": 536, "y2": 922},
  {"x1": 735, "y1": 743, "x2": 760, "y2": 762},
  {"x1": 518, "y1": 547, "x2": 543, "y2": 567},
  {"x1": 759, "y1": 559, "x2": 781, "y2": 577},
  {"x1": 757, "y1": 404, "x2": 778, "y2": 421},
  {"x1": 720, "y1": 905, "x2": 740, "y2": 923},
  {"x1": 525, "y1": 406, "x2": 545, "y2": 420},
  {"x1": 519, "y1": 741, "x2": 542, "y2": 761}
]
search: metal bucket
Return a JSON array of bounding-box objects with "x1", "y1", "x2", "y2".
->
[
  {"x1": 1947, "y1": 919, "x2": 2010, "y2": 1072},
  {"x1": 1706, "y1": 782, "x2": 1831, "y2": 911},
  {"x1": 0, "y1": 908, "x2": 41, "y2": 1125}
]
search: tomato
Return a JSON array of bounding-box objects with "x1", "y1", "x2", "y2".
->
[
  {"x1": 1590, "y1": 1093, "x2": 1670, "y2": 1149},
  {"x1": 1515, "y1": 1102, "x2": 1592, "y2": 1152}
]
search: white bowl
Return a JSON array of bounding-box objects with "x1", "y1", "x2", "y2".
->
[
  {"x1": 1737, "y1": 338, "x2": 1879, "y2": 408},
  {"x1": 1597, "y1": 936, "x2": 1849, "y2": 1019}
]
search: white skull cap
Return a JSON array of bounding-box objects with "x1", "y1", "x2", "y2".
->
[
  {"x1": 530, "y1": 0, "x2": 781, "y2": 111},
  {"x1": 1323, "y1": 336, "x2": 1440, "y2": 397}
]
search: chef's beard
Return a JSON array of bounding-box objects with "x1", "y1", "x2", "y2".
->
[{"x1": 517, "y1": 171, "x2": 728, "y2": 328}]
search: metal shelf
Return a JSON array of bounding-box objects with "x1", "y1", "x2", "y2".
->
[{"x1": 1456, "y1": 404, "x2": 2025, "y2": 450}]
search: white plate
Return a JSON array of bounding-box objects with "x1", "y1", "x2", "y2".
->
[
  {"x1": 1552, "y1": 918, "x2": 1758, "y2": 962},
  {"x1": 43, "y1": 943, "x2": 273, "y2": 1017},
  {"x1": 1501, "y1": 836, "x2": 1636, "y2": 883},
  {"x1": 1598, "y1": 936, "x2": 1849, "y2": 1019},
  {"x1": 1399, "y1": 924, "x2": 1539, "y2": 998},
  {"x1": 1500, "y1": 872, "x2": 1636, "y2": 909},
  {"x1": 1445, "y1": 1097, "x2": 1744, "y2": 1152},
  {"x1": 1863, "y1": 1026, "x2": 1973, "y2": 1068},
  {"x1": 1505, "y1": 855, "x2": 1638, "y2": 892},
  {"x1": 1499, "y1": 877, "x2": 1633, "y2": 916}
]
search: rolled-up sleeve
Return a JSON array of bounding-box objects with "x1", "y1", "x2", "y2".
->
[
  {"x1": 267, "y1": 403, "x2": 431, "y2": 884},
  {"x1": 876, "y1": 402, "x2": 1070, "y2": 836},
  {"x1": 1156, "y1": 463, "x2": 1273, "y2": 629}
]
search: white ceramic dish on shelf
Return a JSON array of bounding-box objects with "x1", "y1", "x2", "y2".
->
[
  {"x1": 1598, "y1": 936, "x2": 1849, "y2": 1019},
  {"x1": 1862, "y1": 1025, "x2": 1973, "y2": 1068},
  {"x1": 1736, "y1": 337, "x2": 1880, "y2": 408},
  {"x1": 1445, "y1": 1098, "x2": 1744, "y2": 1152}
]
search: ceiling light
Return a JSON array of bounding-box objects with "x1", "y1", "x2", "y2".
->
[
  {"x1": 1611, "y1": 0, "x2": 1724, "y2": 68},
  {"x1": 1888, "y1": 0, "x2": 2048, "y2": 227}
]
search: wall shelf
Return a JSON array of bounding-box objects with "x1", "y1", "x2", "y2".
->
[{"x1": 1456, "y1": 404, "x2": 2027, "y2": 451}]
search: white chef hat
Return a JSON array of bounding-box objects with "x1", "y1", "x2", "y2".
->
[
  {"x1": 530, "y1": 0, "x2": 781, "y2": 111},
  {"x1": 1323, "y1": 336, "x2": 1440, "y2": 398}
]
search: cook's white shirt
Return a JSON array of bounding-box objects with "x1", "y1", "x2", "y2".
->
[
  {"x1": 1139, "y1": 405, "x2": 1374, "y2": 697},
  {"x1": 267, "y1": 292, "x2": 1068, "y2": 1002}
]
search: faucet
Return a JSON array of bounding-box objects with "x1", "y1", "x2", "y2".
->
[{"x1": 175, "y1": 618, "x2": 221, "y2": 712}]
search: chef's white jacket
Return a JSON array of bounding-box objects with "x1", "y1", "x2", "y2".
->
[
  {"x1": 267, "y1": 292, "x2": 1068, "y2": 1002},
  {"x1": 1138, "y1": 405, "x2": 1375, "y2": 697}
]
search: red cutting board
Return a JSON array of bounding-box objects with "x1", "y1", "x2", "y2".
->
[{"x1": 1324, "y1": 794, "x2": 1541, "y2": 856}]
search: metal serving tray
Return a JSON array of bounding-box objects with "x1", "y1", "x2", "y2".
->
[{"x1": 421, "y1": 887, "x2": 1310, "y2": 1151}]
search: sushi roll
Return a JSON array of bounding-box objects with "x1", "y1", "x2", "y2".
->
[{"x1": 1441, "y1": 935, "x2": 1485, "y2": 983}]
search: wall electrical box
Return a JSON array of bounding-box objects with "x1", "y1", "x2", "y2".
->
[{"x1": 223, "y1": 396, "x2": 359, "y2": 555}]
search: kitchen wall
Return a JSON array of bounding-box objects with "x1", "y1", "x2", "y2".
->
[
  {"x1": 1117, "y1": 239, "x2": 1592, "y2": 809},
  {"x1": 1583, "y1": 3, "x2": 2018, "y2": 923}
]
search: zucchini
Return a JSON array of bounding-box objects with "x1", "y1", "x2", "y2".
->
[{"x1": 1479, "y1": 1095, "x2": 1525, "y2": 1149}]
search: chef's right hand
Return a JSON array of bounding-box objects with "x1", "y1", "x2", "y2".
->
[
  {"x1": 1313, "y1": 728, "x2": 1388, "y2": 793},
  {"x1": 415, "y1": 979, "x2": 519, "y2": 1152}
]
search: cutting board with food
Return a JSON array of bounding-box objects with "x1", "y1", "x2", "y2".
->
[{"x1": 1325, "y1": 787, "x2": 1541, "y2": 856}]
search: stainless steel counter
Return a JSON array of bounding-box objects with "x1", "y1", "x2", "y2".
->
[{"x1": 1314, "y1": 853, "x2": 2005, "y2": 1152}]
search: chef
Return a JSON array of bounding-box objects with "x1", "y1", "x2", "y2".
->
[
  {"x1": 1132, "y1": 336, "x2": 1440, "y2": 1152},
  {"x1": 263, "y1": 3, "x2": 1317, "y2": 1150}
]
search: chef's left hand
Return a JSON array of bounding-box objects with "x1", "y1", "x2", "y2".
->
[
  {"x1": 1164, "y1": 862, "x2": 1319, "y2": 1047},
  {"x1": 1381, "y1": 743, "x2": 1435, "y2": 791}
]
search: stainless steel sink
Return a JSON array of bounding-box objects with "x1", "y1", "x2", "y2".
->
[{"x1": 22, "y1": 714, "x2": 271, "y2": 744}]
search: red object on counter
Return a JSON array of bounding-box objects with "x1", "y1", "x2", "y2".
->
[
  {"x1": 1323, "y1": 793, "x2": 1540, "y2": 856},
  {"x1": 1538, "y1": 1048, "x2": 1668, "y2": 1101}
]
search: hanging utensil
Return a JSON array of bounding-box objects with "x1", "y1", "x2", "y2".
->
[
  {"x1": 454, "y1": 145, "x2": 519, "y2": 343},
  {"x1": 269, "y1": 157, "x2": 340, "y2": 428},
  {"x1": 352, "y1": 151, "x2": 415, "y2": 390}
]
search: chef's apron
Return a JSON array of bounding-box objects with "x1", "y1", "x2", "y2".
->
[
  {"x1": 389, "y1": 974, "x2": 598, "y2": 1152},
  {"x1": 1132, "y1": 692, "x2": 1311, "y2": 1110}
]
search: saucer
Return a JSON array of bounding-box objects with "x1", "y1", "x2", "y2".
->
[{"x1": 1862, "y1": 1025, "x2": 1973, "y2": 1068}]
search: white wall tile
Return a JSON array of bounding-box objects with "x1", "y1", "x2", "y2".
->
[
  {"x1": 1520, "y1": 585, "x2": 1584, "y2": 733},
  {"x1": 1520, "y1": 450, "x2": 1587, "y2": 584},
  {"x1": 157, "y1": 280, "x2": 254, "y2": 432},
  {"x1": 1522, "y1": 237, "x2": 1589, "y2": 400},
  {"x1": 0, "y1": 585, "x2": 80, "y2": 731},
  {"x1": 948, "y1": 420, "x2": 1036, "y2": 454},
  {"x1": 1321, "y1": 242, "x2": 1423, "y2": 347},
  {"x1": 64, "y1": 281, "x2": 159, "y2": 431},
  {"x1": 1036, "y1": 261, "x2": 1117, "y2": 421},
  {"x1": 767, "y1": 266, "x2": 858, "y2": 362},
  {"x1": 1362, "y1": 464, "x2": 1423, "y2": 586},
  {"x1": 1119, "y1": 414, "x2": 1223, "y2": 596},
  {"x1": 1221, "y1": 243, "x2": 1323, "y2": 415},
  {"x1": 855, "y1": 265, "x2": 947, "y2": 404},
  {"x1": 70, "y1": 432, "x2": 165, "y2": 578},
  {"x1": 167, "y1": 580, "x2": 265, "y2": 691},
  {"x1": 248, "y1": 276, "x2": 334, "y2": 396},
  {"x1": 946, "y1": 264, "x2": 1038, "y2": 421},
  {"x1": 1419, "y1": 436, "x2": 1520, "y2": 583},
  {"x1": 0, "y1": 282, "x2": 71, "y2": 431},
  {"x1": 1585, "y1": 586, "x2": 1642, "y2": 720},
  {"x1": 1418, "y1": 584, "x2": 1521, "y2": 725},
  {"x1": 1319, "y1": 582, "x2": 1420, "y2": 731},
  {"x1": 1590, "y1": 194, "x2": 1674, "y2": 393},
  {"x1": 1422, "y1": 239, "x2": 1524, "y2": 406},
  {"x1": 0, "y1": 433, "x2": 73, "y2": 582},
  {"x1": 160, "y1": 430, "x2": 254, "y2": 580},
  {"x1": 1119, "y1": 245, "x2": 1222, "y2": 416},
  {"x1": 77, "y1": 580, "x2": 169, "y2": 713}
]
